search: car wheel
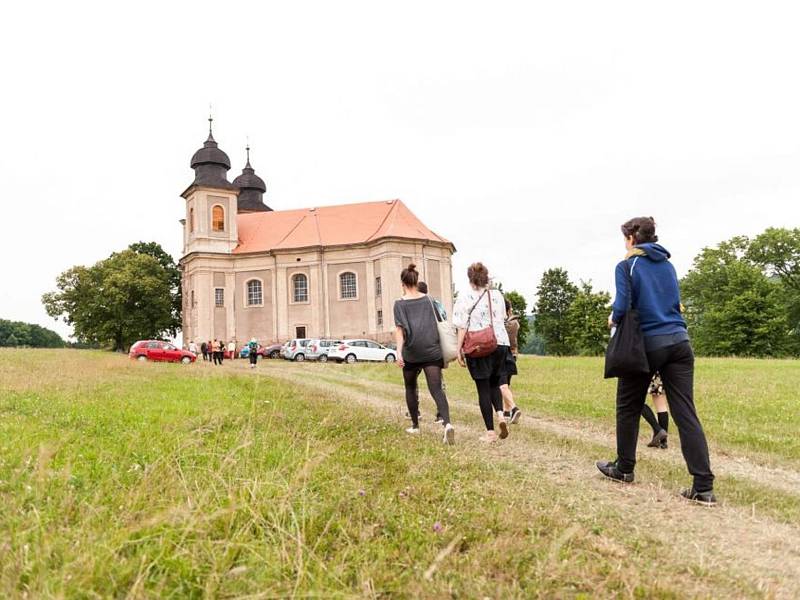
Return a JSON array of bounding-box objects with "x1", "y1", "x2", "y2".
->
[
  {"x1": 319, "y1": 354, "x2": 328, "y2": 363},
  {"x1": 181, "y1": 356, "x2": 191, "y2": 364},
  {"x1": 345, "y1": 353, "x2": 357, "y2": 364},
  {"x1": 294, "y1": 353, "x2": 305, "y2": 362},
  {"x1": 137, "y1": 355, "x2": 147, "y2": 362},
  {"x1": 385, "y1": 354, "x2": 396, "y2": 363},
  {"x1": 270, "y1": 350, "x2": 280, "y2": 359}
]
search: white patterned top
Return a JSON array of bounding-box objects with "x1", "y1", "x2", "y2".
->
[{"x1": 452, "y1": 288, "x2": 510, "y2": 346}]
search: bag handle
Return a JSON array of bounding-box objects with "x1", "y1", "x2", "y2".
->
[
  {"x1": 465, "y1": 289, "x2": 487, "y2": 331},
  {"x1": 427, "y1": 295, "x2": 442, "y2": 323},
  {"x1": 625, "y1": 257, "x2": 638, "y2": 310}
]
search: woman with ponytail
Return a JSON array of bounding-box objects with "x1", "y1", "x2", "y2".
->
[{"x1": 393, "y1": 264, "x2": 455, "y2": 445}]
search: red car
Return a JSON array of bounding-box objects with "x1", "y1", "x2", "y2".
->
[{"x1": 129, "y1": 340, "x2": 196, "y2": 364}]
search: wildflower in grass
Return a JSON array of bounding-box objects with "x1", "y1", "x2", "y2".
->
[
  {"x1": 433, "y1": 522, "x2": 442, "y2": 533},
  {"x1": 359, "y1": 489, "x2": 366, "y2": 497}
]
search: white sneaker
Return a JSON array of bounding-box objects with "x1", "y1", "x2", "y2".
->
[
  {"x1": 443, "y1": 424, "x2": 455, "y2": 445},
  {"x1": 405, "y1": 427, "x2": 420, "y2": 435}
]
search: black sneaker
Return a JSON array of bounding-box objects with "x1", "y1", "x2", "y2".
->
[
  {"x1": 509, "y1": 406, "x2": 522, "y2": 425},
  {"x1": 596, "y1": 460, "x2": 634, "y2": 483},
  {"x1": 680, "y1": 488, "x2": 717, "y2": 506},
  {"x1": 647, "y1": 429, "x2": 668, "y2": 449}
]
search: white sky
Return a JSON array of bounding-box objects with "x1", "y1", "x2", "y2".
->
[{"x1": 2, "y1": 1, "x2": 799, "y2": 340}]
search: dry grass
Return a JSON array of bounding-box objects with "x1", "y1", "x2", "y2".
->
[{"x1": 1, "y1": 349, "x2": 799, "y2": 598}]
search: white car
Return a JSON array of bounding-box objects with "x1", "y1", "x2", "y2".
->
[{"x1": 327, "y1": 339, "x2": 397, "y2": 364}]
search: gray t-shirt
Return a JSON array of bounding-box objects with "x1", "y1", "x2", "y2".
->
[{"x1": 393, "y1": 296, "x2": 442, "y2": 364}]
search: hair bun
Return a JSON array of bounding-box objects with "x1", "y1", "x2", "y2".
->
[{"x1": 408, "y1": 263, "x2": 417, "y2": 271}]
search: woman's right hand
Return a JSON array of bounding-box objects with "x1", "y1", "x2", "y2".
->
[
  {"x1": 457, "y1": 352, "x2": 466, "y2": 368},
  {"x1": 396, "y1": 356, "x2": 405, "y2": 368}
]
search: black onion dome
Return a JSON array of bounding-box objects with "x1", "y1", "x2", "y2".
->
[
  {"x1": 232, "y1": 164, "x2": 266, "y2": 193},
  {"x1": 190, "y1": 132, "x2": 231, "y2": 169},
  {"x1": 187, "y1": 121, "x2": 236, "y2": 191},
  {"x1": 234, "y1": 147, "x2": 271, "y2": 212}
]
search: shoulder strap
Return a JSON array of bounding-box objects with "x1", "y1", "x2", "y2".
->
[
  {"x1": 465, "y1": 290, "x2": 487, "y2": 330},
  {"x1": 427, "y1": 295, "x2": 442, "y2": 323},
  {"x1": 625, "y1": 257, "x2": 638, "y2": 310}
]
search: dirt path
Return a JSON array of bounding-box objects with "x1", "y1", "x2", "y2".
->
[
  {"x1": 268, "y1": 363, "x2": 800, "y2": 498},
  {"x1": 233, "y1": 360, "x2": 800, "y2": 599}
]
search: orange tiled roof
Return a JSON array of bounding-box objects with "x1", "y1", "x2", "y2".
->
[{"x1": 233, "y1": 199, "x2": 451, "y2": 254}]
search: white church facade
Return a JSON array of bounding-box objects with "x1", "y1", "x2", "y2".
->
[{"x1": 179, "y1": 122, "x2": 455, "y2": 346}]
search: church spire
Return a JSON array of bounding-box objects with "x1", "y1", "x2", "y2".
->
[{"x1": 233, "y1": 142, "x2": 271, "y2": 213}]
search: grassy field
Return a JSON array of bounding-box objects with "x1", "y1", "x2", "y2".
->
[{"x1": 1, "y1": 350, "x2": 799, "y2": 598}]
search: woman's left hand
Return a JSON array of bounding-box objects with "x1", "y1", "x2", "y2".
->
[{"x1": 396, "y1": 356, "x2": 405, "y2": 368}]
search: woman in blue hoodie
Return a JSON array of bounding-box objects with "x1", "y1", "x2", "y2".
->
[{"x1": 596, "y1": 217, "x2": 716, "y2": 506}]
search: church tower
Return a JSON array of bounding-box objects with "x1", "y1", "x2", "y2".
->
[
  {"x1": 181, "y1": 118, "x2": 239, "y2": 255},
  {"x1": 233, "y1": 145, "x2": 272, "y2": 213}
]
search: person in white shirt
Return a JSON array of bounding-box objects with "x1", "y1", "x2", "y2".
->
[
  {"x1": 188, "y1": 340, "x2": 198, "y2": 355},
  {"x1": 228, "y1": 340, "x2": 236, "y2": 360},
  {"x1": 452, "y1": 262, "x2": 511, "y2": 442}
]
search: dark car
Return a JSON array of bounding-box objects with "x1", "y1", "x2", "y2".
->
[{"x1": 129, "y1": 340, "x2": 196, "y2": 364}]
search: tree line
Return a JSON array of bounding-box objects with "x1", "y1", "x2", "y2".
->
[
  {"x1": 0, "y1": 319, "x2": 64, "y2": 348},
  {"x1": 37, "y1": 228, "x2": 800, "y2": 358},
  {"x1": 529, "y1": 227, "x2": 800, "y2": 358}
]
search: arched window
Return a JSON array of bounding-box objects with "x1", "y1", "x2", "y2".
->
[
  {"x1": 246, "y1": 279, "x2": 263, "y2": 306},
  {"x1": 339, "y1": 272, "x2": 357, "y2": 299},
  {"x1": 189, "y1": 208, "x2": 195, "y2": 233},
  {"x1": 292, "y1": 273, "x2": 308, "y2": 302},
  {"x1": 212, "y1": 205, "x2": 225, "y2": 232}
]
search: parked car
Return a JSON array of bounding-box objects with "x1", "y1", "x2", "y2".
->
[
  {"x1": 240, "y1": 342, "x2": 283, "y2": 359},
  {"x1": 129, "y1": 340, "x2": 196, "y2": 364},
  {"x1": 283, "y1": 338, "x2": 312, "y2": 361},
  {"x1": 305, "y1": 339, "x2": 343, "y2": 362},
  {"x1": 261, "y1": 342, "x2": 284, "y2": 359},
  {"x1": 327, "y1": 339, "x2": 397, "y2": 364}
]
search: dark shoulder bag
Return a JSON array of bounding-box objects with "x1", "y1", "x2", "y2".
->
[{"x1": 604, "y1": 258, "x2": 650, "y2": 378}]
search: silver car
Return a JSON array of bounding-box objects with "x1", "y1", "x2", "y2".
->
[
  {"x1": 283, "y1": 338, "x2": 312, "y2": 361},
  {"x1": 305, "y1": 339, "x2": 343, "y2": 362}
]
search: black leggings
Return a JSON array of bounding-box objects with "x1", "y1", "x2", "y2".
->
[
  {"x1": 403, "y1": 366, "x2": 450, "y2": 428},
  {"x1": 475, "y1": 378, "x2": 503, "y2": 431}
]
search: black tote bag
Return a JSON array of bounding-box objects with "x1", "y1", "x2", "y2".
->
[{"x1": 604, "y1": 259, "x2": 650, "y2": 379}]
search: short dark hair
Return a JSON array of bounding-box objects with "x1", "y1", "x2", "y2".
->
[
  {"x1": 621, "y1": 217, "x2": 658, "y2": 244},
  {"x1": 417, "y1": 281, "x2": 428, "y2": 294},
  {"x1": 400, "y1": 263, "x2": 419, "y2": 288},
  {"x1": 467, "y1": 262, "x2": 490, "y2": 288},
  {"x1": 504, "y1": 297, "x2": 512, "y2": 313}
]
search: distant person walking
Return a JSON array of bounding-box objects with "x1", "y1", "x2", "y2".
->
[
  {"x1": 248, "y1": 338, "x2": 259, "y2": 368},
  {"x1": 218, "y1": 340, "x2": 226, "y2": 364},
  {"x1": 453, "y1": 262, "x2": 511, "y2": 443},
  {"x1": 415, "y1": 280, "x2": 446, "y2": 424},
  {"x1": 501, "y1": 297, "x2": 522, "y2": 424},
  {"x1": 212, "y1": 340, "x2": 221, "y2": 365},
  {"x1": 641, "y1": 373, "x2": 669, "y2": 449},
  {"x1": 394, "y1": 264, "x2": 455, "y2": 445},
  {"x1": 188, "y1": 340, "x2": 198, "y2": 356},
  {"x1": 597, "y1": 217, "x2": 716, "y2": 506},
  {"x1": 200, "y1": 341, "x2": 208, "y2": 361},
  {"x1": 228, "y1": 339, "x2": 236, "y2": 360}
]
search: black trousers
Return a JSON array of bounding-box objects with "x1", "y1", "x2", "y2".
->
[
  {"x1": 403, "y1": 365, "x2": 450, "y2": 428},
  {"x1": 249, "y1": 353, "x2": 258, "y2": 366},
  {"x1": 615, "y1": 341, "x2": 714, "y2": 491},
  {"x1": 475, "y1": 378, "x2": 503, "y2": 431}
]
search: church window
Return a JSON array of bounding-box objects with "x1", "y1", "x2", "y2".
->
[
  {"x1": 292, "y1": 274, "x2": 308, "y2": 303},
  {"x1": 377, "y1": 309, "x2": 383, "y2": 327},
  {"x1": 191, "y1": 290, "x2": 195, "y2": 306},
  {"x1": 375, "y1": 276, "x2": 382, "y2": 297},
  {"x1": 246, "y1": 279, "x2": 263, "y2": 306},
  {"x1": 189, "y1": 208, "x2": 195, "y2": 233},
  {"x1": 339, "y1": 272, "x2": 357, "y2": 299},
  {"x1": 212, "y1": 205, "x2": 225, "y2": 232},
  {"x1": 215, "y1": 288, "x2": 224, "y2": 307}
]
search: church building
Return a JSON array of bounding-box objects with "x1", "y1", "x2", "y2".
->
[{"x1": 179, "y1": 121, "x2": 455, "y2": 346}]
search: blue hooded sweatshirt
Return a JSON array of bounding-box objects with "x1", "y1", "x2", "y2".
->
[{"x1": 611, "y1": 243, "x2": 688, "y2": 344}]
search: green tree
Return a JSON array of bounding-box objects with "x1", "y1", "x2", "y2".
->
[
  {"x1": 533, "y1": 268, "x2": 578, "y2": 355},
  {"x1": 682, "y1": 241, "x2": 790, "y2": 357},
  {"x1": 564, "y1": 281, "x2": 611, "y2": 355},
  {"x1": 127, "y1": 241, "x2": 182, "y2": 333},
  {"x1": 503, "y1": 290, "x2": 530, "y2": 349},
  {"x1": 5, "y1": 333, "x2": 19, "y2": 347},
  {"x1": 42, "y1": 248, "x2": 177, "y2": 351}
]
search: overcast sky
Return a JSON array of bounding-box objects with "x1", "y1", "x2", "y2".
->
[{"x1": 2, "y1": 1, "x2": 799, "y2": 340}]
